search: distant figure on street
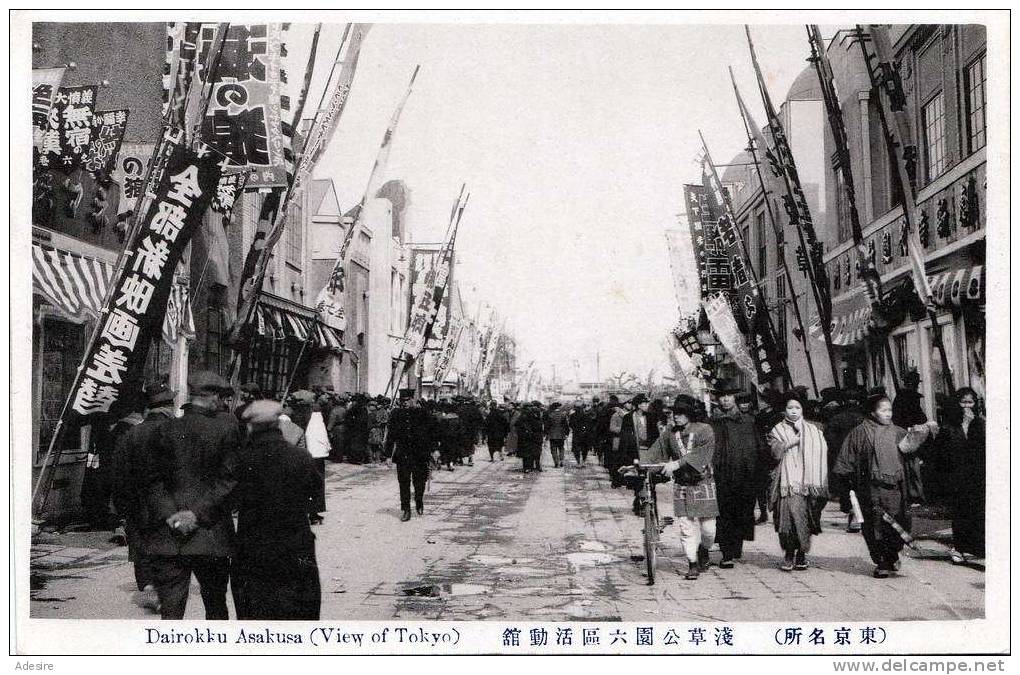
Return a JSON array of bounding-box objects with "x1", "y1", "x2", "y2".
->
[
  {"x1": 485, "y1": 403, "x2": 510, "y2": 461},
  {"x1": 233, "y1": 400, "x2": 321, "y2": 620},
  {"x1": 545, "y1": 402, "x2": 570, "y2": 468},
  {"x1": 387, "y1": 389, "x2": 438, "y2": 521}
]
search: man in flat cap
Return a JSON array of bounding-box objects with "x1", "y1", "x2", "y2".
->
[
  {"x1": 142, "y1": 370, "x2": 241, "y2": 619},
  {"x1": 110, "y1": 381, "x2": 177, "y2": 613},
  {"x1": 232, "y1": 400, "x2": 321, "y2": 619},
  {"x1": 387, "y1": 389, "x2": 438, "y2": 521}
]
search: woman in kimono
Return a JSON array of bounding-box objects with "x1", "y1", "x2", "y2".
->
[
  {"x1": 833, "y1": 393, "x2": 937, "y2": 578},
  {"x1": 766, "y1": 392, "x2": 829, "y2": 571},
  {"x1": 935, "y1": 387, "x2": 986, "y2": 563}
]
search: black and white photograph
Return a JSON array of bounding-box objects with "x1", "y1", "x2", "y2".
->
[{"x1": 9, "y1": 9, "x2": 1010, "y2": 661}]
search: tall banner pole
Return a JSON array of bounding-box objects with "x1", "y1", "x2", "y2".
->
[
  {"x1": 700, "y1": 131, "x2": 791, "y2": 389},
  {"x1": 745, "y1": 26, "x2": 840, "y2": 387},
  {"x1": 854, "y1": 25, "x2": 955, "y2": 394},
  {"x1": 729, "y1": 69, "x2": 822, "y2": 397},
  {"x1": 806, "y1": 25, "x2": 900, "y2": 391}
]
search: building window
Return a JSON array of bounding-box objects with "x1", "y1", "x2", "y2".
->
[
  {"x1": 922, "y1": 92, "x2": 947, "y2": 182},
  {"x1": 756, "y1": 212, "x2": 767, "y2": 278},
  {"x1": 205, "y1": 307, "x2": 227, "y2": 375},
  {"x1": 774, "y1": 276, "x2": 787, "y2": 353},
  {"x1": 965, "y1": 53, "x2": 987, "y2": 153},
  {"x1": 247, "y1": 338, "x2": 291, "y2": 398}
]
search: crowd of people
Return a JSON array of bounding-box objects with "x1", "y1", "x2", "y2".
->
[{"x1": 77, "y1": 366, "x2": 985, "y2": 621}]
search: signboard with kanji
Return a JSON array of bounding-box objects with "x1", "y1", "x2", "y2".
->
[
  {"x1": 197, "y1": 23, "x2": 289, "y2": 188},
  {"x1": 38, "y1": 86, "x2": 98, "y2": 172},
  {"x1": 66, "y1": 133, "x2": 224, "y2": 421}
]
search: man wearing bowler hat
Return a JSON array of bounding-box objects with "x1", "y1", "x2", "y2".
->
[{"x1": 143, "y1": 370, "x2": 241, "y2": 619}]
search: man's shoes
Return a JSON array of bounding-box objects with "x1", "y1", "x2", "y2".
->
[
  {"x1": 718, "y1": 558, "x2": 734, "y2": 569},
  {"x1": 780, "y1": 552, "x2": 795, "y2": 572},
  {"x1": 756, "y1": 514, "x2": 768, "y2": 525},
  {"x1": 794, "y1": 551, "x2": 808, "y2": 570},
  {"x1": 136, "y1": 584, "x2": 161, "y2": 613},
  {"x1": 400, "y1": 510, "x2": 411, "y2": 522},
  {"x1": 949, "y1": 548, "x2": 965, "y2": 565},
  {"x1": 697, "y1": 545, "x2": 711, "y2": 572},
  {"x1": 684, "y1": 562, "x2": 699, "y2": 580},
  {"x1": 416, "y1": 506, "x2": 424, "y2": 516},
  {"x1": 309, "y1": 515, "x2": 324, "y2": 525},
  {"x1": 873, "y1": 566, "x2": 890, "y2": 579}
]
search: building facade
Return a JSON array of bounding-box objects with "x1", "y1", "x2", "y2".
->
[{"x1": 816, "y1": 25, "x2": 987, "y2": 417}]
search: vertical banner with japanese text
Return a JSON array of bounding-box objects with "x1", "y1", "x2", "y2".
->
[
  {"x1": 32, "y1": 67, "x2": 66, "y2": 152},
  {"x1": 196, "y1": 23, "x2": 289, "y2": 188},
  {"x1": 66, "y1": 134, "x2": 224, "y2": 421},
  {"x1": 82, "y1": 110, "x2": 130, "y2": 177},
  {"x1": 701, "y1": 155, "x2": 783, "y2": 382},
  {"x1": 39, "y1": 86, "x2": 98, "y2": 172}
]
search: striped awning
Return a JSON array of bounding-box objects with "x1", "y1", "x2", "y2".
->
[
  {"x1": 929, "y1": 264, "x2": 984, "y2": 308},
  {"x1": 808, "y1": 293, "x2": 873, "y2": 347},
  {"x1": 253, "y1": 302, "x2": 345, "y2": 353},
  {"x1": 32, "y1": 242, "x2": 114, "y2": 322},
  {"x1": 809, "y1": 264, "x2": 985, "y2": 346}
]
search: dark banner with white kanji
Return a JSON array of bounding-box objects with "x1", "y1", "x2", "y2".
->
[
  {"x1": 82, "y1": 109, "x2": 130, "y2": 178},
  {"x1": 683, "y1": 183, "x2": 732, "y2": 297},
  {"x1": 196, "y1": 23, "x2": 289, "y2": 188},
  {"x1": 700, "y1": 159, "x2": 784, "y2": 382},
  {"x1": 66, "y1": 135, "x2": 224, "y2": 422},
  {"x1": 38, "y1": 86, "x2": 99, "y2": 172}
]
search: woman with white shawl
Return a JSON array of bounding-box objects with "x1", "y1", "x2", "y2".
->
[{"x1": 767, "y1": 391, "x2": 829, "y2": 571}]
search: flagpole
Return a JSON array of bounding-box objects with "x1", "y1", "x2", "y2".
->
[
  {"x1": 699, "y1": 130, "x2": 793, "y2": 391},
  {"x1": 744, "y1": 26, "x2": 840, "y2": 387},
  {"x1": 225, "y1": 25, "x2": 338, "y2": 388},
  {"x1": 729, "y1": 67, "x2": 821, "y2": 398},
  {"x1": 854, "y1": 25, "x2": 954, "y2": 395},
  {"x1": 806, "y1": 25, "x2": 900, "y2": 392}
]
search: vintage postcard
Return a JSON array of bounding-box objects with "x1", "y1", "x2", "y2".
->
[{"x1": 8, "y1": 8, "x2": 1011, "y2": 665}]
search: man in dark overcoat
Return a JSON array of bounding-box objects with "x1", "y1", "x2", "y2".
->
[
  {"x1": 710, "y1": 385, "x2": 763, "y2": 567},
  {"x1": 387, "y1": 390, "x2": 438, "y2": 521},
  {"x1": 232, "y1": 400, "x2": 321, "y2": 620},
  {"x1": 142, "y1": 370, "x2": 241, "y2": 620},
  {"x1": 111, "y1": 382, "x2": 177, "y2": 609}
]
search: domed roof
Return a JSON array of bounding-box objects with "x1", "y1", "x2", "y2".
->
[
  {"x1": 720, "y1": 149, "x2": 752, "y2": 186},
  {"x1": 784, "y1": 64, "x2": 822, "y2": 102}
]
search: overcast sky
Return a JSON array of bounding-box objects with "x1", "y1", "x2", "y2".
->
[{"x1": 292, "y1": 22, "x2": 829, "y2": 383}]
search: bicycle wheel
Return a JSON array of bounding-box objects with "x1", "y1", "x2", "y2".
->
[{"x1": 643, "y1": 496, "x2": 658, "y2": 585}]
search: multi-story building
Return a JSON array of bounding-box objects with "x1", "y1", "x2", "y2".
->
[
  {"x1": 719, "y1": 24, "x2": 986, "y2": 417},
  {"x1": 815, "y1": 25, "x2": 987, "y2": 416}
]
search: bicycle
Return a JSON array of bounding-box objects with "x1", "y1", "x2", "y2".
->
[{"x1": 618, "y1": 460, "x2": 671, "y2": 585}]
